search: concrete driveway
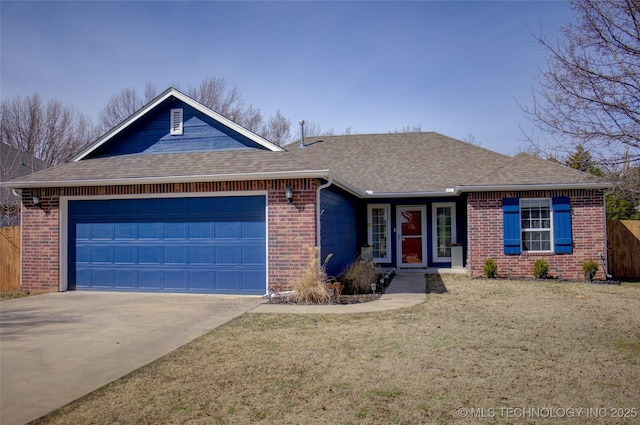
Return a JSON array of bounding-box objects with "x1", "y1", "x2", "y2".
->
[{"x1": 0, "y1": 291, "x2": 261, "y2": 425}]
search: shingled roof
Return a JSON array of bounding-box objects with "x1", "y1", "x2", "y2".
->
[
  {"x1": 8, "y1": 149, "x2": 325, "y2": 187},
  {"x1": 286, "y1": 133, "x2": 607, "y2": 194},
  {"x1": 3, "y1": 132, "x2": 609, "y2": 195},
  {"x1": 468, "y1": 152, "x2": 606, "y2": 188}
]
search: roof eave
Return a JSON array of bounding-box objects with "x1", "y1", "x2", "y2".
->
[
  {"x1": 361, "y1": 190, "x2": 459, "y2": 199},
  {"x1": 73, "y1": 88, "x2": 283, "y2": 161},
  {"x1": 456, "y1": 182, "x2": 613, "y2": 192},
  {"x1": 0, "y1": 170, "x2": 333, "y2": 190}
]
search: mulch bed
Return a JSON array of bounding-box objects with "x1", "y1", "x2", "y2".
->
[{"x1": 267, "y1": 293, "x2": 381, "y2": 305}]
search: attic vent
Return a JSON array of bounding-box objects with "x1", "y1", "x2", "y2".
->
[{"x1": 170, "y1": 108, "x2": 183, "y2": 135}]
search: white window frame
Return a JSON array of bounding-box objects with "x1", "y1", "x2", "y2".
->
[
  {"x1": 170, "y1": 108, "x2": 183, "y2": 135},
  {"x1": 367, "y1": 204, "x2": 391, "y2": 263},
  {"x1": 520, "y1": 198, "x2": 554, "y2": 253},
  {"x1": 432, "y1": 202, "x2": 456, "y2": 262}
]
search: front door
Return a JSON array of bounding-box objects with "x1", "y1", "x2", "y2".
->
[{"x1": 397, "y1": 206, "x2": 427, "y2": 267}]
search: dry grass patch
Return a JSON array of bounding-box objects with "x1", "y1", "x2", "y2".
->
[{"x1": 33, "y1": 276, "x2": 640, "y2": 424}]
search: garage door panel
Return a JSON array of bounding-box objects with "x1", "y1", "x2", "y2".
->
[
  {"x1": 114, "y1": 222, "x2": 136, "y2": 239},
  {"x1": 215, "y1": 245, "x2": 241, "y2": 264},
  {"x1": 215, "y1": 221, "x2": 241, "y2": 238},
  {"x1": 189, "y1": 222, "x2": 213, "y2": 239},
  {"x1": 165, "y1": 246, "x2": 188, "y2": 264},
  {"x1": 138, "y1": 246, "x2": 162, "y2": 264},
  {"x1": 242, "y1": 221, "x2": 265, "y2": 238},
  {"x1": 190, "y1": 246, "x2": 212, "y2": 264},
  {"x1": 115, "y1": 246, "x2": 136, "y2": 264},
  {"x1": 69, "y1": 196, "x2": 266, "y2": 294},
  {"x1": 138, "y1": 270, "x2": 162, "y2": 289},
  {"x1": 243, "y1": 245, "x2": 267, "y2": 265},
  {"x1": 139, "y1": 222, "x2": 162, "y2": 239},
  {"x1": 164, "y1": 271, "x2": 188, "y2": 290},
  {"x1": 114, "y1": 270, "x2": 137, "y2": 288},
  {"x1": 188, "y1": 271, "x2": 212, "y2": 290},
  {"x1": 91, "y1": 246, "x2": 114, "y2": 264},
  {"x1": 91, "y1": 223, "x2": 113, "y2": 240},
  {"x1": 164, "y1": 222, "x2": 188, "y2": 239},
  {"x1": 91, "y1": 270, "x2": 115, "y2": 288},
  {"x1": 76, "y1": 246, "x2": 92, "y2": 263}
]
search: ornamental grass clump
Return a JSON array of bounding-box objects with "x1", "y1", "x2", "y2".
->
[
  {"x1": 340, "y1": 255, "x2": 379, "y2": 294},
  {"x1": 291, "y1": 247, "x2": 332, "y2": 304}
]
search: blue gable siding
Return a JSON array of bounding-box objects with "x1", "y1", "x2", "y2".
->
[
  {"x1": 320, "y1": 187, "x2": 359, "y2": 278},
  {"x1": 86, "y1": 98, "x2": 268, "y2": 158}
]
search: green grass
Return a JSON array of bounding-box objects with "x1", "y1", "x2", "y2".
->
[{"x1": 0, "y1": 290, "x2": 30, "y2": 300}]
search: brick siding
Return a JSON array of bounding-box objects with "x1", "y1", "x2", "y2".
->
[
  {"x1": 467, "y1": 190, "x2": 606, "y2": 280},
  {"x1": 21, "y1": 179, "x2": 319, "y2": 293}
]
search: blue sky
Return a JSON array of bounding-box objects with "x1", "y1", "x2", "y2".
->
[{"x1": 1, "y1": 1, "x2": 573, "y2": 155}]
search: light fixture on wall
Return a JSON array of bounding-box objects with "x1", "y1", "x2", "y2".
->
[
  {"x1": 32, "y1": 196, "x2": 41, "y2": 208},
  {"x1": 285, "y1": 186, "x2": 293, "y2": 203}
]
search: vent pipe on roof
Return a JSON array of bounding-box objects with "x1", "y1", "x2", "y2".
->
[{"x1": 299, "y1": 120, "x2": 306, "y2": 148}]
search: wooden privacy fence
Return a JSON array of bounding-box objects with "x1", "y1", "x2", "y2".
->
[
  {"x1": 1, "y1": 226, "x2": 21, "y2": 292},
  {"x1": 607, "y1": 220, "x2": 640, "y2": 279}
]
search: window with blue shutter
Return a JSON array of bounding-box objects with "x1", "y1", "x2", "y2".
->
[
  {"x1": 503, "y1": 198, "x2": 521, "y2": 255},
  {"x1": 552, "y1": 196, "x2": 572, "y2": 253}
]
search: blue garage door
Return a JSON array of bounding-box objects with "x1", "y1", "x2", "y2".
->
[{"x1": 68, "y1": 196, "x2": 266, "y2": 294}]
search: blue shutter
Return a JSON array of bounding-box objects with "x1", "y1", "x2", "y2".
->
[
  {"x1": 503, "y1": 198, "x2": 521, "y2": 255},
  {"x1": 552, "y1": 196, "x2": 572, "y2": 254}
]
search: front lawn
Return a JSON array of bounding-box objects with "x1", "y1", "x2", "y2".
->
[{"x1": 33, "y1": 275, "x2": 640, "y2": 424}]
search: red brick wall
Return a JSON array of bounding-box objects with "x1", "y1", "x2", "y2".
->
[
  {"x1": 21, "y1": 179, "x2": 319, "y2": 293},
  {"x1": 20, "y1": 194, "x2": 60, "y2": 293},
  {"x1": 467, "y1": 189, "x2": 606, "y2": 280},
  {"x1": 268, "y1": 179, "x2": 319, "y2": 291}
]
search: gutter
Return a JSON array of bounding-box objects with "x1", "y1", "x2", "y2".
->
[
  {"x1": 0, "y1": 170, "x2": 334, "y2": 190},
  {"x1": 316, "y1": 177, "x2": 333, "y2": 265},
  {"x1": 454, "y1": 182, "x2": 613, "y2": 193}
]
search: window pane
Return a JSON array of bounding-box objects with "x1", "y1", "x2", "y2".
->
[
  {"x1": 370, "y1": 207, "x2": 388, "y2": 259},
  {"x1": 401, "y1": 210, "x2": 422, "y2": 236},
  {"x1": 521, "y1": 198, "x2": 552, "y2": 252},
  {"x1": 435, "y1": 206, "x2": 453, "y2": 258}
]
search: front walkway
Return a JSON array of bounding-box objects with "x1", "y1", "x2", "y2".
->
[{"x1": 250, "y1": 272, "x2": 428, "y2": 314}]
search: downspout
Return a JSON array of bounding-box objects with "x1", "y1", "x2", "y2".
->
[
  {"x1": 316, "y1": 177, "x2": 333, "y2": 264},
  {"x1": 602, "y1": 189, "x2": 614, "y2": 279}
]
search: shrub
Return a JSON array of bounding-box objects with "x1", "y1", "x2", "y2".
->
[
  {"x1": 533, "y1": 259, "x2": 550, "y2": 279},
  {"x1": 339, "y1": 255, "x2": 379, "y2": 294},
  {"x1": 483, "y1": 258, "x2": 498, "y2": 279},
  {"x1": 582, "y1": 260, "x2": 599, "y2": 282},
  {"x1": 290, "y1": 247, "x2": 332, "y2": 304}
]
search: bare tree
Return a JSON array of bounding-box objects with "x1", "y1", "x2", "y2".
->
[
  {"x1": 260, "y1": 110, "x2": 292, "y2": 146},
  {"x1": 1, "y1": 94, "x2": 98, "y2": 165},
  {"x1": 98, "y1": 87, "x2": 156, "y2": 132},
  {"x1": 396, "y1": 124, "x2": 423, "y2": 133},
  {"x1": 186, "y1": 77, "x2": 243, "y2": 120},
  {"x1": 463, "y1": 133, "x2": 482, "y2": 146},
  {"x1": 97, "y1": 76, "x2": 294, "y2": 146},
  {"x1": 522, "y1": 0, "x2": 640, "y2": 170},
  {"x1": 235, "y1": 104, "x2": 264, "y2": 134}
]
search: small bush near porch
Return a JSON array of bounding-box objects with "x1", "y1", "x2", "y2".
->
[{"x1": 34, "y1": 275, "x2": 640, "y2": 424}]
